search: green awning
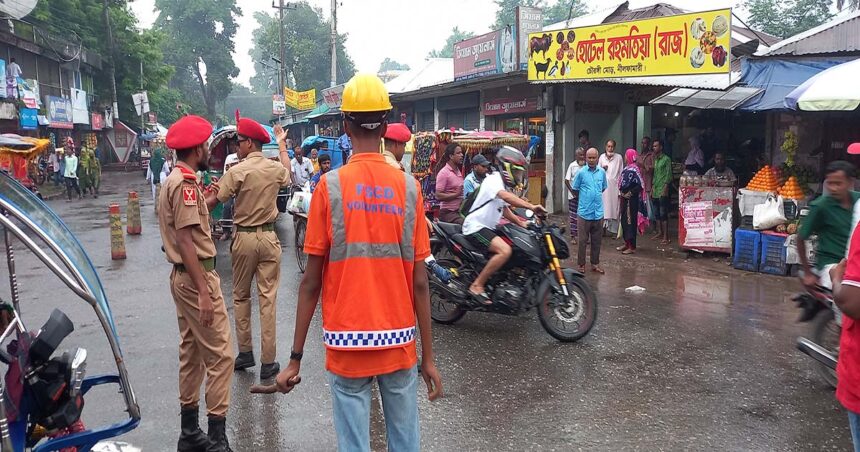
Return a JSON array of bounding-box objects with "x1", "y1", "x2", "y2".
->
[{"x1": 305, "y1": 103, "x2": 330, "y2": 119}]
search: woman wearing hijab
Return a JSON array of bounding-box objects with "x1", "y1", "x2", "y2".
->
[
  {"x1": 146, "y1": 148, "x2": 166, "y2": 200},
  {"x1": 618, "y1": 149, "x2": 648, "y2": 254},
  {"x1": 599, "y1": 139, "x2": 623, "y2": 235},
  {"x1": 684, "y1": 135, "x2": 705, "y2": 174}
]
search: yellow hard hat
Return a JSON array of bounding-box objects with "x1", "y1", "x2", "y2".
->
[{"x1": 341, "y1": 73, "x2": 392, "y2": 113}]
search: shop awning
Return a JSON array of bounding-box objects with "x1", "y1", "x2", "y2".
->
[
  {"x1": 305, "y1": 103, "x2": 330, "y2": 119},
  {"x1": 649, "y1": 86, "x2": 763, "y2": 110},
  {"x1": 738, "y1": 57, "x2": 853, "y2": 111}
]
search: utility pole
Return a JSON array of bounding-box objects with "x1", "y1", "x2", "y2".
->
[
  {"x1": 330, "y1": 0, "x2": 337, "y2": 87},
  {"x1": 102, "y1": 0, "x2": 118, "y2": 123},
  {"x1": 140, "y1": 60, "x2": 145, "y2": 134},
  {"x1": 273, "y1": 1, "x2": 297, "y2": 92}
]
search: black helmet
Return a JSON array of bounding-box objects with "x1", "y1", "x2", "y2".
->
[{"x1": 494, "y1": 146, "x2": 527, "y2": 189}]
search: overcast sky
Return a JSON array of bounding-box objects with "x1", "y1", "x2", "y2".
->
[{"x1": 130, "y1": 0, "x2": 742, "y2": 87}]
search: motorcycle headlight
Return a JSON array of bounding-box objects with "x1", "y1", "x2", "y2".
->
[{"x1": 68, "y1": 348, "x2": 87, "y2": 398}]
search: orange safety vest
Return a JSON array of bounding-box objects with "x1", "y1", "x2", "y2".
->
[{"x1": 316, "y1": 156, "x2": 421, "y2": 352}]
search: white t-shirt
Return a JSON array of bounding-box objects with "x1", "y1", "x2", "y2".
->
[
  {"x1": 462, "y1": 172, "x2": 507, "y2": 235},
  {"x1": 6, "y1": 62, "x2": 21, "y2": 79},
  {"x1": 565, "y1": 161, "x2": 583, "y2": 200},
  {"x1": 291, "y1": 157, "x2": 314, "y2": 186}
]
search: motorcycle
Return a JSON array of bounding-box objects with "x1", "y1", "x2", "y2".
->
[
  {"x1": 428, "y1": 212, "x2": 597, "y2": 342},
  {"x1": 795, "y1": 285, "x2": 839, "y2": 388},
  {"x1": 0, "y1": 172, "x2": 140, "y2": 450}
]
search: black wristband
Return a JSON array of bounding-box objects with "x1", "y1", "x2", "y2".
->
[{"x1": 289, "y1": 350, "x2": 303, "y2": 362}]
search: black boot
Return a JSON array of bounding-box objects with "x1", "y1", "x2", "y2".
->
[
  {"x1": 260, "y1": 362, "x2": 280, "y2": 380},
  {"x1": 234, "y1": 351, "x2": 255, "y2": 370},
  {"x1": 177, "y1": 406, "x2": 208, "y2": 452},
  {"x1": 207, "y1": 416, "x2": 232, "y2": 452}
]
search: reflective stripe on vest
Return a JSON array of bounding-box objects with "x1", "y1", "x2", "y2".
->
[
  {"x1": 326, "y1": 170, "x2": 417, "y2": 262},
  {"x1": 323, "y1": 326, "x2": 416, "y2": 349}
]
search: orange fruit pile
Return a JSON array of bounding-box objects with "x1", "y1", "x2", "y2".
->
[
  {"x1": 746, "y1": 165, "x2": 779, "y2": 192},
  {"x1": 778, "y1": 176, "x2": 805, "y2": 200}
]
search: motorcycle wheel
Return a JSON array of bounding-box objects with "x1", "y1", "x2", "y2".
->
[
  {"x1": 430, "y1": 259, "x2": 466, "y2": 324},
  {"x1": 813, "y1": 309, "x2": 839, "y2": 389},
  {"x1": 538, "y1": 271, "x2": 597, "y2": 342}
]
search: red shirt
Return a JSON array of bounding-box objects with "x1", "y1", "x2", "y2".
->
[{"x1": 838, "y1": 225, "x2": 860, "y2": 412}]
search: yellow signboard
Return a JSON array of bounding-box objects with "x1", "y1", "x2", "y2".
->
[
  {"x1": 283, "y1": 87, "x2": 317, "y2": 110},
  {"x1": 527, "y1": 9, "x2": 731, "y2": 81}
]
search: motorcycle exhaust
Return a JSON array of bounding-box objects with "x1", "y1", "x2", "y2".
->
[
  {"x1": 429, "y1": 277, "x2": 467, "y2": 300},
  {"x1": 797, "y1": 337, "x2": 837, "y2": 371}
]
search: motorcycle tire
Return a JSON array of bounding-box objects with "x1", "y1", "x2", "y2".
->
[
  {"x1": 812, "y1": 309, "x2": 839, "y2": 389},
  {"x1": 294, "y1": 217, "x2": 308, "y2": 273},
  {"x1": 537, "y1": 270, "x2": 597, "y2": 342},
  {"x1": 429, "y1": 259, "x2": 466, "y2": 324}
]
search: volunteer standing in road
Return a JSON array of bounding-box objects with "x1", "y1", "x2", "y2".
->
[
  {"x1": 214, "y1": 117, "x2": 292, "y2": 381},
  {"x1": 275, "y1": 73, "x2": 443, "y2": 452},
  {"x1": 158, "y1": 115, "x2": 235, "y2": 452}
]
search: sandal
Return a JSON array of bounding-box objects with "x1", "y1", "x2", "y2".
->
[
  {"x1": 468, "y1": 290, "x2": 492, "y2": 306},
  {"x1": 577, "y1": 265, "x2": 587, "y2": 273},
  {"x1": 592, "y1": 266, "x2": 605, "y2": 274},
  {"x1": 622, "y1": 249, "x2": 635, "y2": 255},
  {"x1": 616, "y1": 245, "x2": 628, "y2": 251}
]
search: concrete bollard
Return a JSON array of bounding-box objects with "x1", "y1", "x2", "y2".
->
[
  {"x1": 109, "y1": 203, "x2": 126, "y2": 260},
  {"x1": 127, "y1": 191, "x2": 141, "y2": 235}
]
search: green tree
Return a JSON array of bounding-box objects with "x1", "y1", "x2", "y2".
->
[
  {"x1": 220, "y1": 83, "x2": 273, "y2": 124},
  {"x1": 746, "y1": 0, "x2": 833, "y2": 39},
  {"x1": 427, "y1": 27, "x2": 476, "y2": 58},
  {"x1": 155, "y1": 0, "x2": 241, "y2": 119},
  {"x1": 378, "y1": 58, "x2": 410, "y2": 72},
  {"x1": 27, "y1": 1, "x2": 174, "y2": 124},
  {"x1": 248, "y1": 5, "x2": 356, "y2": 99},
  {"x1": 543, "y1": 0, "x2": 588, "y2": 26}
]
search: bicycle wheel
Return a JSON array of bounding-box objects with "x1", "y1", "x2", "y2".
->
[{"x1": 294, "y1": 217, "x2": 308, "y2": 273}]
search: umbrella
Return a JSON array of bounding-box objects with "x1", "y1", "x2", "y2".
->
[{"x1": 785, "y1": 58, "x2": 860, "y2": 111}]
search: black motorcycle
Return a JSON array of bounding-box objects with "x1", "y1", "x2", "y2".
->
[
  {"x1": 795, "y1": 286, "x2": 840, "y2": 388},
  {"x1": 428, "y1": 213, "x2": 597, "y2": 342}
]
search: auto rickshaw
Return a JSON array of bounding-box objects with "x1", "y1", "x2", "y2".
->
[{"x1": 0, "y1": 172, "x2": 140, "y2": 450}]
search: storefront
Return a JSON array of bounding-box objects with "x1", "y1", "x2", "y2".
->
[
  {"x1": 437, "y1": 92, "x2": 480, "y2": 130},
  {"x1": 482, "y1": 84, "x2": 545, "y2": 157}
]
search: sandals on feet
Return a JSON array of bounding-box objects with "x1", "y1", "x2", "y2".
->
[
  {"x1": 468, "y1": 290, "x2": 492, "y2": 306},
  {"x1": 592, "y1": 266, "x2": 605, "y2": 274}
]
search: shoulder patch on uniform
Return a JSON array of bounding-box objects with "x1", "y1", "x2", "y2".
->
[
  {"x1": 182, "y1": 185, "x2": 198, "y2": 206},
  {"x1": 178, "y1": 166, "x2": 198, "y2": 181}
]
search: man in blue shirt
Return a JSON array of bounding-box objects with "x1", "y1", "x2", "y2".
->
[
  {"x1": 572, "y1": 148, "x2": 607, "y2": 274},
  {"x1": 309, "y1": 153, "x2": 331, "y2": 193},
  {"x1": 463, "y1": 154, "x2": 491, "y2": 198}
]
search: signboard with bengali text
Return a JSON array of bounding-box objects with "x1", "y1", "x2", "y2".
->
[
  {"x1": 527, "y1": 9, "x2": 731, "y2": 81},
  {"x1": 454, "y1": 27, "x2": 517, "y2": 81},
  {"x1": 284, "y1": 87, "x2": 316, "y2": 111}
]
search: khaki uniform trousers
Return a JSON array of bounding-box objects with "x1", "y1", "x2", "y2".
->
[
  {"x1": 231, "y1": 228, "x2": 281, "y2": 364},
  {"x1": 170, "y1": 268, "x2": 234, "y2": 417}
]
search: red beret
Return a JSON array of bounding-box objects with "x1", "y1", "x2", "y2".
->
[
  {"x1": 237, "y1": 118, "x2": 271, "y2": 144},
  {"x1": 384, "y1": 123, "x2": 412, "y2": 143},
  {"x1": 166, "y1": 115, "x2": 212, "y2": 150}
]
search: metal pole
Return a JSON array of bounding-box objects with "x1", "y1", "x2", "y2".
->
[
  {"x1": 279, "y1": 0, "x2": 286, "y2": 92},
  {"x1": 140, "y1": 60, "x2": 145, "y2": 134},
  {"x1": 330, "y1": 0, "x2": 337, "y2": 87},
  {"x1": 102, "y1": 0, "x2": 118, "y2": 121},
  {"x1": 3, "y1": 216, "x2": 20, "y2": 314}
]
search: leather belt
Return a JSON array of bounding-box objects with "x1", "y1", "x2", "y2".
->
[
  {"x1": 235, "y1": 223, "x2": 275, "y2": 233},
  {"x1": 175, "y1": 257, "x2": 216, "y2": 273}
]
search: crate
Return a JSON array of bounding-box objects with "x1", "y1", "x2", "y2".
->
[
  {"x1": 733, "y1": 229, "x2": 761, "y2": 272},
  {"x1": 760, "y1": 232, "x2": 789, "y2": 276}
]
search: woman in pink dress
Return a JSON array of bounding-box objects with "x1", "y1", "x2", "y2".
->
[{"x1": 599, "y1": 139, "x2": 623, "y2": 235}]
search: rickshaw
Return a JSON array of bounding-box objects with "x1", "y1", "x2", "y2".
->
[{"x1": 0, "y1": 172, "x2": 140, "y2": 451}]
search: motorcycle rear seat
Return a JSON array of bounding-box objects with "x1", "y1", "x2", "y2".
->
[
  {"x1": 436, "y1": 222, "x2": 462, "y2": 236},
  {"x1": 452, "y1": 233, "x2": 484, "y2": 254}
]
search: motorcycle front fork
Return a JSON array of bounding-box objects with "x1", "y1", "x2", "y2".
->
[{"x1": 543, "y1": 233, "x2": 569, "y2": 297}]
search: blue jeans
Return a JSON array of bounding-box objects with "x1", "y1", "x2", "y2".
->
[
  {"x1": 328, "y1": 366, "x2": 419, "y2": 452},
  {"x1": 849, "y1": 411, "x2": 860, "y2": 452}
]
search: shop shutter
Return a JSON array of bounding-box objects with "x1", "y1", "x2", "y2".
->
[
  {"x1": 464, "y1": 110, "x2": 479, "y2": 130},
  {"x1": 445, "y1": 110, "x2": 465, "y2": 129},
  {"x1": 418, "y1": 112, "x2": 434, "y2": 131}
]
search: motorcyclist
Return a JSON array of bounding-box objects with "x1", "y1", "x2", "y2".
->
[{"x1": 462, "y1": 146, "x2": 545, "y2": 304}]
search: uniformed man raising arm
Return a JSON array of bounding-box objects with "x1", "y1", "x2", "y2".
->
[
  {"x1": 212, "y1": 118, "x2": 292, "y2": 381},
  {"x1": 158, "y1": 115, "x2": 235, "y2": 452}
]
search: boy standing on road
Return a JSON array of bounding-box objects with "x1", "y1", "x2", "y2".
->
[
  {"x1": 276, "y1": 73, "x2": 443, "y2": 452},
  {"x1": 158, "y1": 115, "x2": 235, "y2": 452}
]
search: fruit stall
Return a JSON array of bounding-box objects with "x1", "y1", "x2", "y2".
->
[{"x1": 732, "y1": 164, "x2": 810, "y2": 276}]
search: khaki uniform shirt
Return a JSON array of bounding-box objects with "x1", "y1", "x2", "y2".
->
[
  {"x1": 216, "y1": 151, "x2": 291, "y2": 227},
  {"x1": 158, "y1": 166, "x2": 216, "y2": 263},
  {"x1": 382, "y1": 150, "x2": 403, "y2": 170}
]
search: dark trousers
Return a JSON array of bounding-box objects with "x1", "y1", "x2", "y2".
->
[
  {"x1": 577, "y1": 216, "x2": 603, "y2": 266},
  {"x1": 65, "y1": 177, "x2": 81, "y2": 200}
]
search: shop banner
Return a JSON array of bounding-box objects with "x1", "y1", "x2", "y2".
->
[
  {"x1": 91, "y1": 112, "x2": 104, "y2": 130},
  {"x1": 527, "y1": 8, "x2": 732, "y2": 81},
  {"x1": 483, "y1": 97, "x2": 540, "y2": 116},
  {"x1": 516, "y1": 6, "x2": 543, "y2": 71},
  {"x1": 273, "y1": 94, "x2": 286, "y2": 115},
  {"x1": 322, "y1": 84, "x2": 344, "y2": 109},
  {"x1": 71, "y1": 88, "x2": 89, "y2": 125},
  {"x1": 454, "y1": 27, "x2": 517, "y2": 81},
  {"x1": 284, "y1": 87, "x2": 316, "y2": 110},
  {"x1": 17, "y1": 77, "x2": 38, "y2": 108},
  {"x1": 682, "y1": 201, "x2": 714, "y2": 247},
  {"x1": 46, "y1": 95, "x2": 73, "y2": 129},
  {"x1": 19, "y1": 107, "x2": 37, "y2": 130}
]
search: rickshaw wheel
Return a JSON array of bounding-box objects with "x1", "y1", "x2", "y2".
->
[{"x1": 294, "y1": 216, "x2": 308, "y2": 273}]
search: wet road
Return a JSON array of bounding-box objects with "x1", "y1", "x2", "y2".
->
[{"x1": 1, "y1": 173, "x2": 853, "y2": 451}]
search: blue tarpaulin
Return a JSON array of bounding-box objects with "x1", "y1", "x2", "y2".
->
[{"x1": 739, "y1": 58, "x2": 854, "y2": 111}]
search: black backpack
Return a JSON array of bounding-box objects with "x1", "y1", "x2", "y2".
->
[{"x1": 458, "y1": 184, "x2": 493, "y2": 219}]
